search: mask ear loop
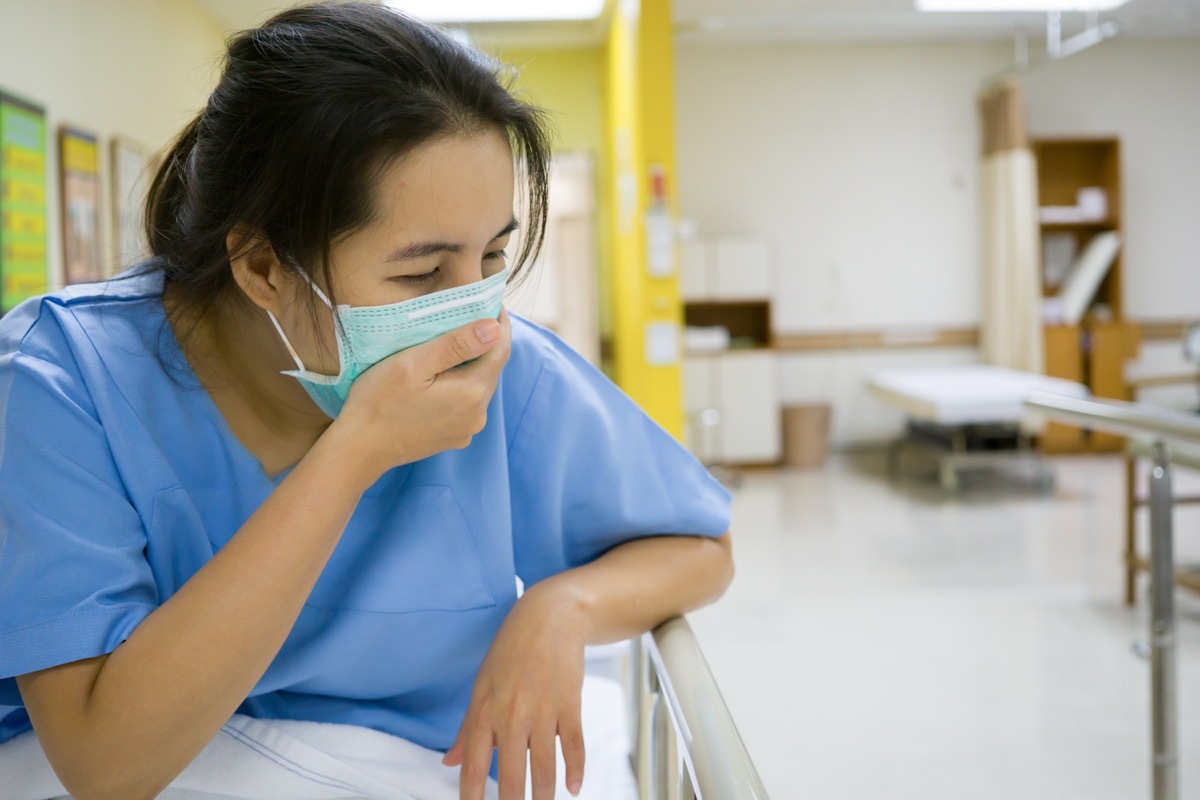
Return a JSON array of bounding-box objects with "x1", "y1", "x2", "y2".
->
[
  {"x1": 265, "y1": 309, "x2": 307, "y2": 372},
  {"x1": 298, "y1": 270, "x2": 334, "y2": 309},
  {"x1": 265, "y1": 265, "x2": 335, "y2": 373}
]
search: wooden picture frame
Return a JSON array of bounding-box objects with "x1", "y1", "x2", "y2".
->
[
  {"x1": 59, "y1": 125, "x2": 104, "y2": 285},
  {"x1": 110, "y1": 136, "x2": 156, "y2": 274}
]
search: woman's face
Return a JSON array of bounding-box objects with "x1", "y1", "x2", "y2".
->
[{"x1": 277, "y1": 126, "x2": 517, "y2": 375}]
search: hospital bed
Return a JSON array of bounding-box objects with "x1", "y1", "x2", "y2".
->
[
  {"x1": 868, "y1": 365, "x2": 1090, "y2": 492},
  {"x1": 1118, "y1": 369, "x2": 1200, "y2": 599},
  {"x1": 630, "y1": 617, "x2": 770, "y2": 800},
  {"x1": 1120, "y1": 332, "x2": 1200, "y2": 604}
]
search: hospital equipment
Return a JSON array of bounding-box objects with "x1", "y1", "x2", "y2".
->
[
  {"x1": 1184, "y1": 322, "x2": 1200, "y2": 367},
  {"x1": 1122, "y1": 440, "x2": 1200, "y2": 604},
  {"x1": 631, "y1": 617, "x2": 770, "y2": 800},
  {"x1": 868, "y1": 364, "x2": 1089, "y2": 492},
  {"x1": 1026, "y1": 392, "x2": 1200, "y2": 800},
  {"x1": 1120, "y1": 325, "x2": 1200, "y2": 603}
]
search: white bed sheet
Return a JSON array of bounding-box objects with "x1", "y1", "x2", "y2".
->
[{"x1": 868, "y1": 364, "x2": 1089, "y2": 426}]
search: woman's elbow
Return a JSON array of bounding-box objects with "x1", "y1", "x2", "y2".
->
[
  {"x1": 55, "y1": 756, "x2": 169, "y2": 800},
  {"x1": 710, "y1": 530, "x2": 735, "y2": 599}
]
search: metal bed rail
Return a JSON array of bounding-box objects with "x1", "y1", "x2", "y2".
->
[
  {"x1": 630, "y1": 616, "x2": 770, "y2": 800},
  {"x1": 1025, "y1": 391, "x2": 1200, "y2": 800}
]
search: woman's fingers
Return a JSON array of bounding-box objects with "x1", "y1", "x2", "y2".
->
[
  {"x1": 496, "y1": 728, "x2": 529, "y2": 800},
  {"x1": 464, "y1": 306, "x2": 511, "y2": 377},
  {"x1": 458, "y1": 724, "x2": 495, "y2": 800},
  {"x1": 559, "y1": 708, "x2": 586, "y2": 797},
  {"x1": 407, "y1": 317, "x2": 502, "y2": 378},
  {"x1": 441, "y1": 727, "x2": 465, "y2": 767},
  {"x1": 529, "y1": 724, "x2": 558, "y2": 800}
]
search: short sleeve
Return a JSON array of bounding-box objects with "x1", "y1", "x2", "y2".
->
[
  {"x1": 505, "y1": 320, "x2": 731, "y2": 586},
  {"x1": 0, "y1": 307, "x2": 157, "y2": 692}
]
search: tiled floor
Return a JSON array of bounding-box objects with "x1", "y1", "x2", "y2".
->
[{"x1": 689, "y1": 454, "x2": 1200, "y2": 800}]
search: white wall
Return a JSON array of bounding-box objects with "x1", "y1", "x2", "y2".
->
[
  {"x1": 676, "y1": 38, "x2": 1200, "y2": 445},
  {"x1": 0, "y1": 0, "x2": 224, "y2": 286},
  {"x1": 1022, "y1": 40, "x2": 1200, "y2": 321}
]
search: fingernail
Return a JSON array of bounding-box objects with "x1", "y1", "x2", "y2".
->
[
  {"x1": 475, "y1": 319, "x2": 500, "y2": 343},
  {"x1": 568, "y1": 780, "x2": 582, "y2": 796}
]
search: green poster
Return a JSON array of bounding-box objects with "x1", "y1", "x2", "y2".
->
[{"x1": 0, "y1": 91, "x2": 48, "y2": 314}]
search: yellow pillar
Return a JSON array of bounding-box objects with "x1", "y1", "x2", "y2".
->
[{"x1": 603, "y1": 0, "x2": 684, "y2": 438}]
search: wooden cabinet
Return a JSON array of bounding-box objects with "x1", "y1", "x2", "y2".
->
[
  {"x1": 680, "y1": 235, "x2": 772, "y2": 302},
  {"x1": 1034, "y1": 137, "x2": 1139, "y2": 452},
  {"x1": 1042, "y1": 324, "x2": 1086, "y2": 452},
  {"x1": 684, "y1": 350, "x2": 781, "y2": 465},
  {"x1": 680, "y1": 233, "x2": 780, "y2": 464}
]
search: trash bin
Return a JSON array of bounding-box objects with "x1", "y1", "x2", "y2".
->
[{"x1": 782, "y1": 403, "x2": 831, "y2": 469}]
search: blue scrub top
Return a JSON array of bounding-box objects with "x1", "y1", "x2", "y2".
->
[{"x1": 0, "y1": 270, "x2": 730, "y2": 749}]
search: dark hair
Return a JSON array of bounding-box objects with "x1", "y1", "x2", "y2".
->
[{"x1": 145, "y1": 1, "x2": 550, "y2": 329}]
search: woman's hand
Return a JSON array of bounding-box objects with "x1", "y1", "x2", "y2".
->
[
  {"x1": 334, "y1": 308, "x2": 512, "y2": 480},
  {"x1": 443, "y1": 581, "x2": 590, "y2": 800}
]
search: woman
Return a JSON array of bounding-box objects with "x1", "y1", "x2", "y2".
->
[{"x1": 0, "y1": 4, "x2": 733, "y2": 799}]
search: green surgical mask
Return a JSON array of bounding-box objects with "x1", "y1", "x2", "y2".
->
[{"x1": 266, "y1": 268, "x2": 508, "y2": 418}]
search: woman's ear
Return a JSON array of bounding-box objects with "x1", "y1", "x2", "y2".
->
[{"x1": 227, "y1": 226, "x2": 290, "y2": 314}]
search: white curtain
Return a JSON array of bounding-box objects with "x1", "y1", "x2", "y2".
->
[{"x1": 979, "y1": 80, "x2": 1043, "y2": 374}]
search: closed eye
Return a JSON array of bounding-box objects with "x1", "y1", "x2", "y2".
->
[
  {"x1": 394, "y1": 267, "x2": 440, "y2": 285},
  {"x1": 486, "y1": 250, "x2": 507, "y2": 262}
]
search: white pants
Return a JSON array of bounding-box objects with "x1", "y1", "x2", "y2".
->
[{"x1": 1, "y1": 670, "x2": 636, "y2": 800}]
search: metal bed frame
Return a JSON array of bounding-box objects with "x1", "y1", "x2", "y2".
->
[
  {"x1": 1026, "y1": 391, "x2": 1200, "y2": 800},
  {"x1": 629, "y1": 617, "x2": 770, "y2": 800},
  {"x1": 886, "y1": 418, "x2": 1053, "y2": 493}
]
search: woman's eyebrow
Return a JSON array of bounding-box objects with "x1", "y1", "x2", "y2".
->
[
  {"x1": 385, "y1": 218, "x2": 520, "y2": 263},
  {"x1": 494, "y1": 218, "x2": 520, "y2": 240}
]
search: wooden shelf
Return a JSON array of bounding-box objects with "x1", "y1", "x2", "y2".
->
[
  {"x1": 683, "y1": 300, "x2": 772, "y2": 349},
  {"x1": 1039, "y1": 219, "x2": 1118, "y2": 231},
  {"x1": 1035, "y1": 136, "x2": 1136, "y2": 453}
]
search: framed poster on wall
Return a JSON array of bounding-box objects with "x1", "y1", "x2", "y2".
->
[
  {"x1": 111, "y1": 136, "x2": 155, "y2": 273},
  {"x1": 59, "y1": 126, "x2": 103, "y2": 285},
  {"x1": 0, "y1": 90, "x2": 48, "y2": 314}
]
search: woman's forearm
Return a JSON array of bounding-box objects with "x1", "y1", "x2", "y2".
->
[
  {"x1": 21, "y1": 421, "x2": 381, "y2": 800},
  {"x1": 528, "y1": 532, "x2": 734, "y2": 646}
]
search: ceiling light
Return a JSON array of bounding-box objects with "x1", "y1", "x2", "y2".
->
[
  {"x1": 383, "y1": 1, "x2": 607, "y2": 23},
  {"x1": 916, "y1": 0, "x2": 1130, "y2": 10}
]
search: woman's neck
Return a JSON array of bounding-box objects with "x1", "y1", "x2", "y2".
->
[{"x1": 165, "y1": 285, "x2": 333, "y2": 472}]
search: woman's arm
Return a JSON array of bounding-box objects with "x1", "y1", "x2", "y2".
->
[
  {"x1": 16, "y1": 426, "x2": 376, "y2": 800},
  {"x1": 534, "y1": 530, "x2": 734, "y2": 644},
  {"x1": 447, "y1": 531, "x2": 734, "y2": 800},
  {"x1": 15, "y1": 318, "x2": 508, "y2": 800}
]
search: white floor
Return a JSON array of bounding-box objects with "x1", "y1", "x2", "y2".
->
[{"x1": 689, "y1": 454, "x2": 1200, "y2": 800}]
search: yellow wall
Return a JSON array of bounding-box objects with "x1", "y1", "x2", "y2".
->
[
  {"x1": 483, "y1": 7, "x2": 686, "y2": 438},
  {"x1": 603, "y1": 0, "x2": 685, "y2": 437},
  {"x1": 491, "y1": 45, "x2": 614, "y2": 353}
]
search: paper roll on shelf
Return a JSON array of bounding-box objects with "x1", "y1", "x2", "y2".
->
[{"x1": 1057, "y1": 230, "x2": 1121, "y2": 326}]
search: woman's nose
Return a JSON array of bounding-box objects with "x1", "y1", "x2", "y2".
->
[{"x1": 445, "y1": 261, "x2": 489, "y2": 289}]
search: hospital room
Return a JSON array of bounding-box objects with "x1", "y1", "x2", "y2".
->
[{"x1": 0, "y1": 0, "x2": 1197, "y2": 798}]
